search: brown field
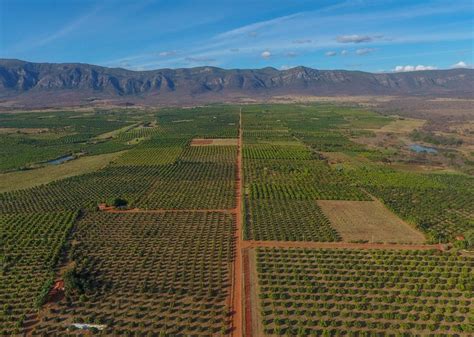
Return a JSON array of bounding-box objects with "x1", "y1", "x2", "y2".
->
[
  {"x1": 191, "y1": 138, "x2": 238, "y2": 146},
  {"x1": 317, "y1": 200, "x2": 426, "y2": 243}
]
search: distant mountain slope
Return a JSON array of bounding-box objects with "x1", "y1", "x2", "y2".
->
[{"x1": 0, "y1": 59, "x2": 472, "y2": 107}]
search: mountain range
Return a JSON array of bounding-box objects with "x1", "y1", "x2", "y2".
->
[{"x1": 0, "y1": 59, "x2": 472, "y2": 107}]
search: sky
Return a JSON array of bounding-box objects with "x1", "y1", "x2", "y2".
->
[{"x1": 0, "y1": 0, "x2": 473, "y2": 72}]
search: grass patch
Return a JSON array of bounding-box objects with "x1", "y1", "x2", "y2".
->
[{"x1": 0, "y1": 151, "x2": 126, "y2": 192}]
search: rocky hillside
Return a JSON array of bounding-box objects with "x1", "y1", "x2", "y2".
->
[{"x1": 0, "y1": 59, "x2": 472, "y2": 107}]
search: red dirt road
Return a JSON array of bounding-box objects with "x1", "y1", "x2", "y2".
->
[
  {"x1": 242, "y1": 240, "x2": 445, "y2": 251},
  {"x1": 230, "y1": 109, "x2": 244, "y2": 337}
]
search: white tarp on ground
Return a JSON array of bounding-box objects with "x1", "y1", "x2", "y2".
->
[{"x1": 72, "y1": 323, "x2": 107, "y2": 330}]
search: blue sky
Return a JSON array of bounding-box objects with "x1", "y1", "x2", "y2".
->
[{"x1": 0, "y1": 0, "x2": 472, "y2": 72}]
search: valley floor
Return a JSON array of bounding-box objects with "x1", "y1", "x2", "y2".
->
[{"x1": 0, "y1": 104, "x2": 472, "y2": 336}]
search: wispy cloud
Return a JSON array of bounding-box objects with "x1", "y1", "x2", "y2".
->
[
  {"x1": 336, "y1": 35, "x2": 373, "y2": 43},
  {"x1": 356, "y1": 48, "x2": 375, "y2": 55},
  {"x1": 393, "y1": 65, "x2": 437, "y2": 72},
  {"x1": 325, "y1": 51, "x2": 337, "y2": 57},
  {"x1": 292, "y1": 39, "x2": 312, "y2": 44},
  {"x1": 185, "y1": 56, "x2": 216, "y2": 63},
  {"x1": 102, "y1": 0, "x2": 472, "y2": 70},
  {"x1": 159, "y1": 51, "x2": 177, "y2": 57},
  {"x1": 215, "y1": 13, "x2": 302, "y2": 39},
  {"x1": 11, "y1": 5, "x2": 102, "y2": 53}
]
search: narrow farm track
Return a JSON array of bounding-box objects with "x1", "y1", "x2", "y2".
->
[
  {"x1": 231, "y1": 108, "x2": 244, "y2": 337},
  {"x1": 242, "y1": 240, "x2": 445, "y2": 251}
]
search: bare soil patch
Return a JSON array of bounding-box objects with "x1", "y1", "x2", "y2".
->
[
  {"x1": 372, "y1": 117, "x2": 425, "y2": 134},
  {"x1": 191, "y1": 138, "x2": 238, "y2": 146},
  {"x1": 317, "y1": 200, "x2": 426, "y2": 244}
]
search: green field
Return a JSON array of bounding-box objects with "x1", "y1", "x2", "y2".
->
[
  {"x1": 256, "y1": 247, "x2": 473, "y2": 336},
  {"x1": 1, "y1": 104, "x2": 472, "y2": 336}
]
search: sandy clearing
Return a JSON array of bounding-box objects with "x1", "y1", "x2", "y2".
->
[{"x1": 317, "y1": 200, "x2": 426, "y2": 244}]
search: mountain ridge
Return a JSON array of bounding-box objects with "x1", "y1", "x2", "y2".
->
[{"x1": 1, "y1": 59, "x2": 472, "y2": 107}]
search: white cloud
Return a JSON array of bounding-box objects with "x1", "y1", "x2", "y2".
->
[
  {"x1": 356, "y1": 48, "x2": 375, "y2": 55},
  {"x1": 325, "y1": 51, "x2": 337, "y2": 57},
  {"x1": 261, "y1": 50, "x2": 271, "y2": 59},
  {"x1": 159, "y1": 50, "x2": 177, "y2": 57},
  {"x1": 280, "y1": 65, "x2": 294, "y2": 70},
  {"x1": 451, "y1": 61, "x2": 470, "y2": 68},
  {"x1": 102, "y1": 2, "x2": 473, "y2": 70},
  {"x1": 286, "y1": 51, "x2": 297, "y2": 57},
  {"x1": 341, "y1": 50, "x2": 349, "y2": 56},
  {"x1": 336, "y1": 34, "x2": 373, "y2": 43},
  {"x1": 393, "y1": 65, "x2": 437, "y2": 72}
]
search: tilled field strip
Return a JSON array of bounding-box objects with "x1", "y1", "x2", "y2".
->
[{"x1": 103, "y1": 208, "x2": 233, "y2": 213}]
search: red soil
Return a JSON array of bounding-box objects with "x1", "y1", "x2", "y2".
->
[
  {"x1": 191, "y1": 139, "x2": 213, "y2": 145},
  {"x1": 47, "y1": 279, "x2": 65, "y2": 303},
  {"x1": 230, "y1": 109, "x2": 243, "y2": 337},
  {"x1": 102, "y1": 207, "x2": 233, "y2": 214}
]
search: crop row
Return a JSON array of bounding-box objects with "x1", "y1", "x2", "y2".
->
[
  {"x1": 249, "y1": 182, "x2": 369, "y2": 201},
  {"x1": 179, "y1": 145, "x2": 237, "y2": 164},
  {"x1": 245, "y1": 199, "x2": 340, "y2": 242},
  {"x1": 1, "y1": 158, "x2": 236, "y2": 213},
  {"x1": 350, "y1": 166, "x2": 474, "y2": 241},
  {"x1": 243, "y1": 144, "x2": 312, "y2": 160},
  {"x1": 30, "y1": 211, "x2": 235, "y2": 336},
  {"x1": 0, "y1": 212, "x2": 77, "y2": 336},
  {"x1": 255, "y1": 248, "x2": 473, "y2": 336},
  {"x1": 112, "y1": 146, "x2": 184, "y2": 166}
]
